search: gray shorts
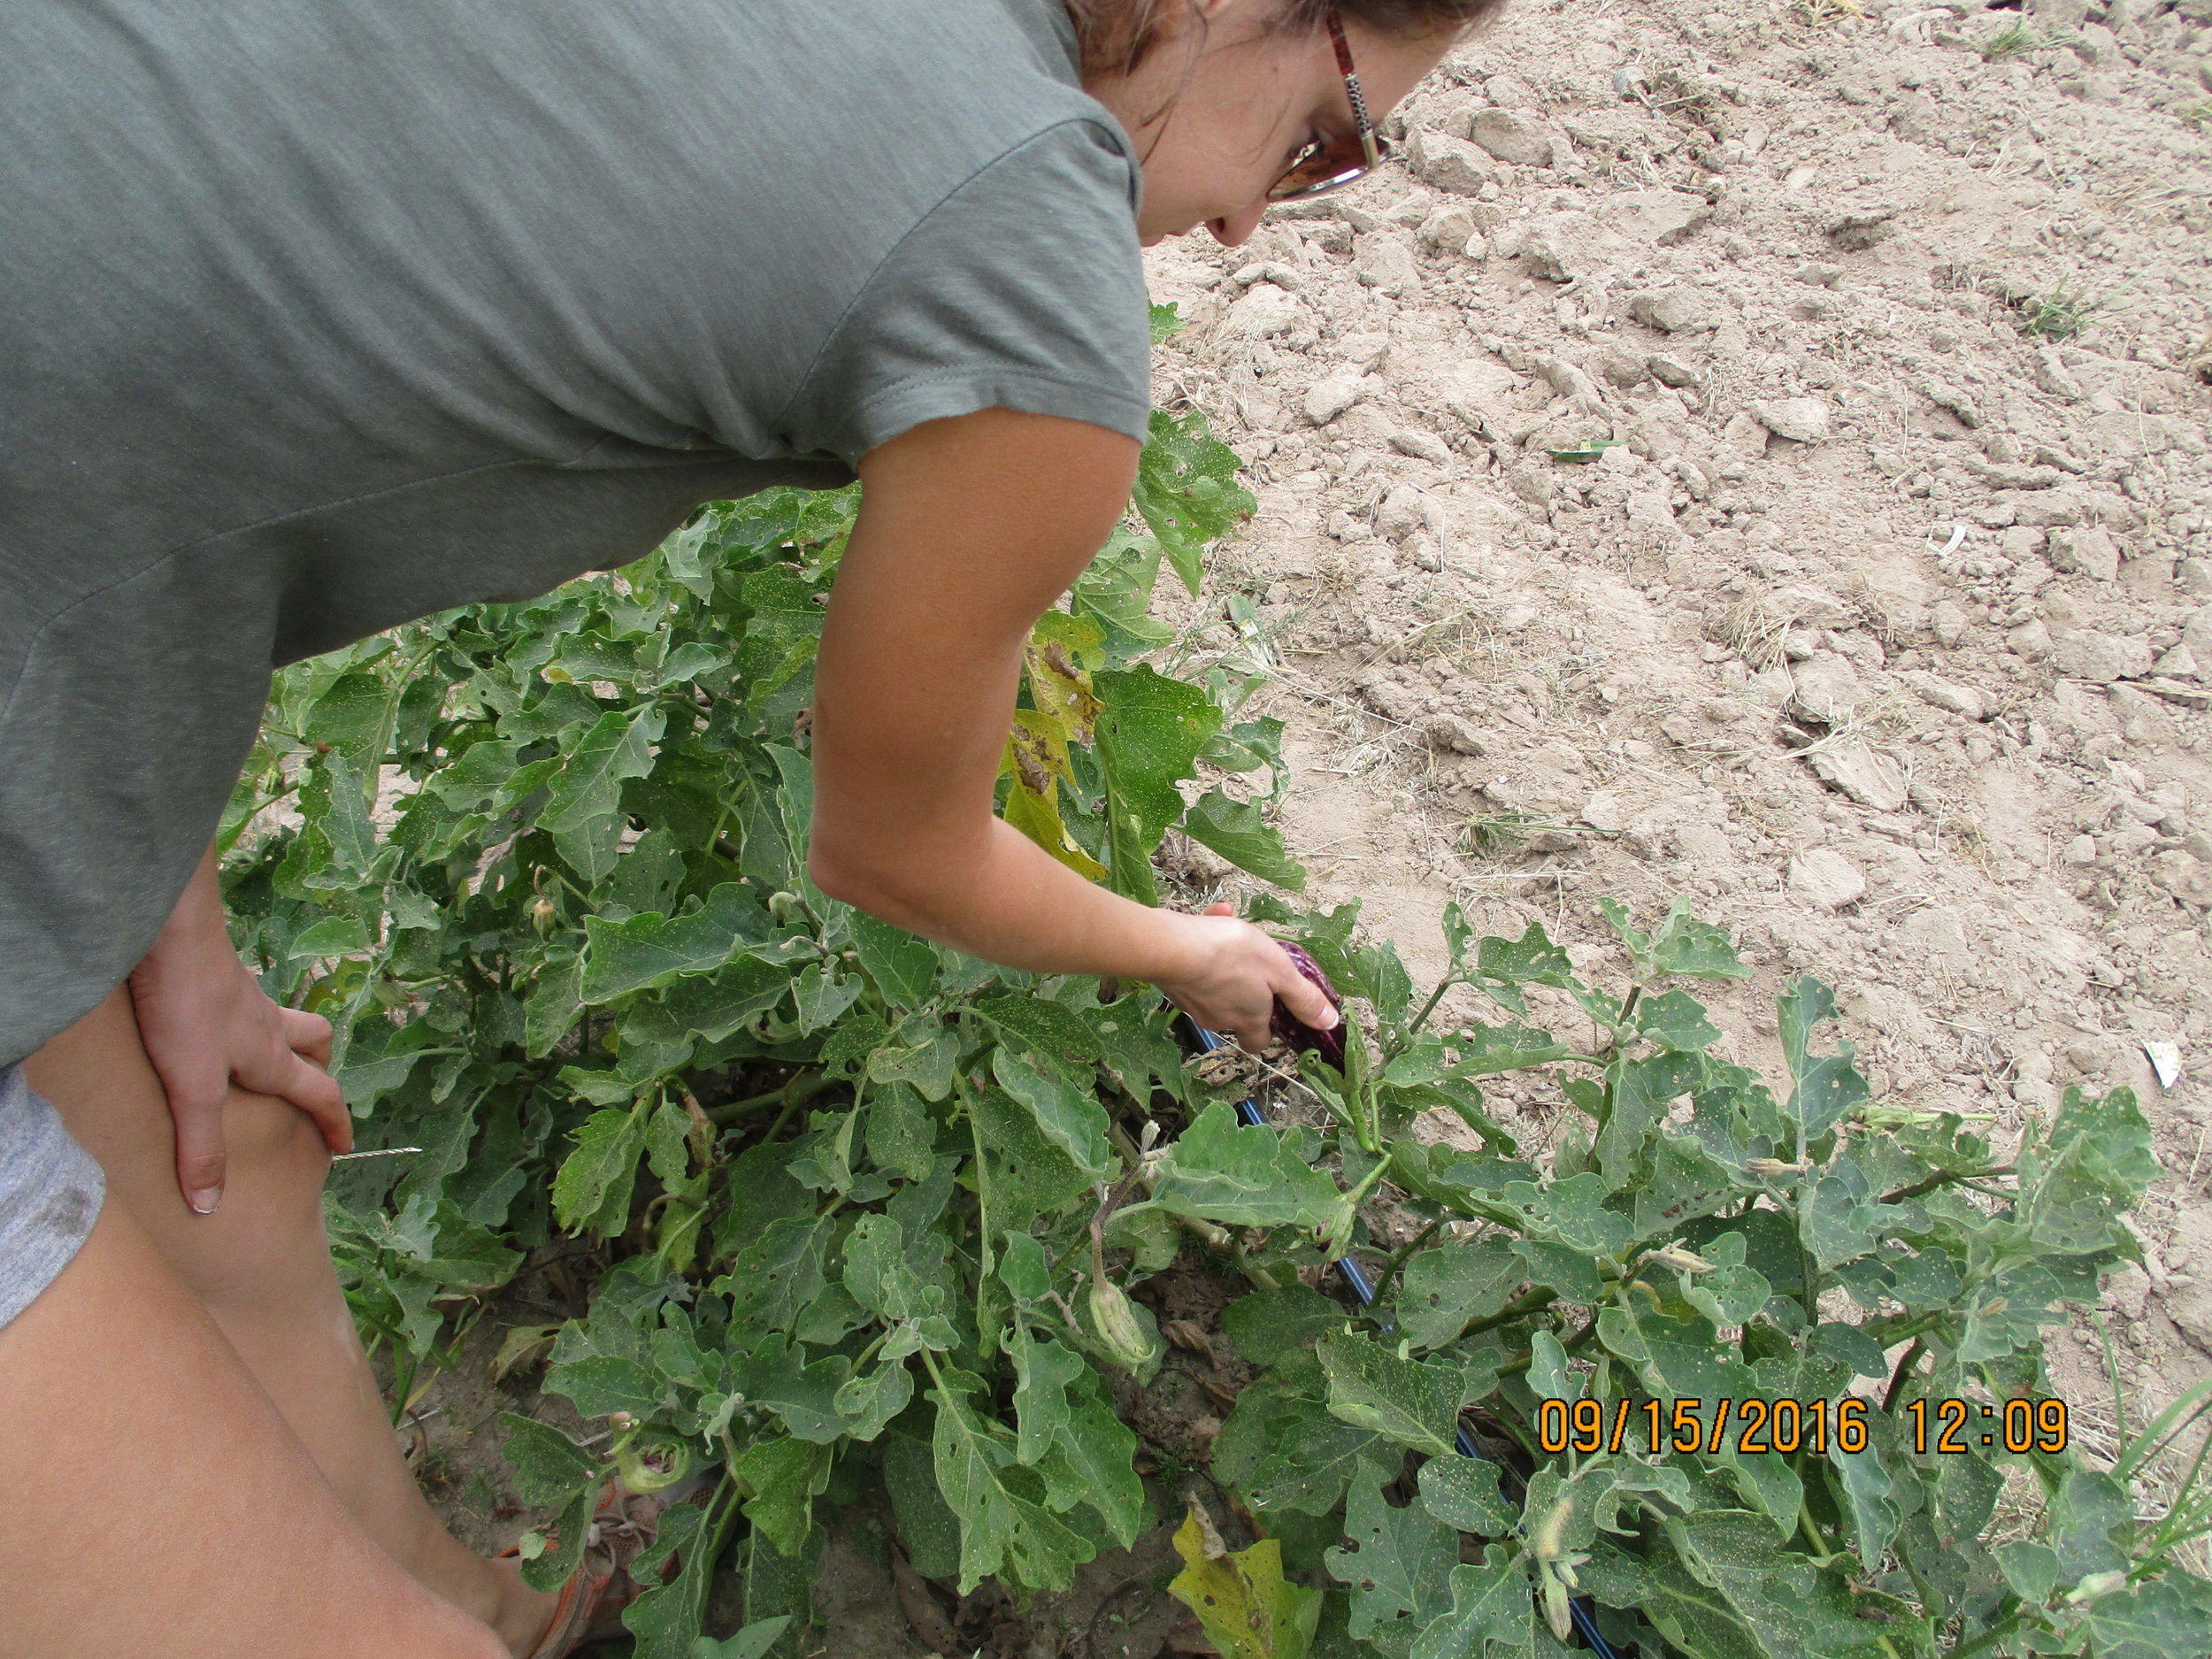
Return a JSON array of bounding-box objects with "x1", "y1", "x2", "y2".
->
[{"x1": 0, "y1": 1065, "x2": 105, "y2": 1331}]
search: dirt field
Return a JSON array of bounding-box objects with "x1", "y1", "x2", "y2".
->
[{"x1": 1144, "y1": 0, "x2": 2212, "y2": 1506}]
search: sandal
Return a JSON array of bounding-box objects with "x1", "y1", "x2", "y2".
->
[{"x1": 503, "y1": 1482, "x2": 665, "y2": 1659}]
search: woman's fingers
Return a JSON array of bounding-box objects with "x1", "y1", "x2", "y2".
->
[
  {"x1": 232, "y1": 1025, "x2": 354, "y2": 1156},
  {"x1": 280, "y1": 1054, "x2": 353, "y2": 1156},
  {"x1": 161, "y1": 1073, "x2": 230, "y2": 1216},
  {"x1": 275, "y1": 1004, "x2": 334, "y2": 1067},
  {"x1": 1271, "y1": 947, "x2": 1340, "y2": 1031}
]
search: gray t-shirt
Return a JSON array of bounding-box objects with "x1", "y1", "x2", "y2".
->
[{"x1": 0, "y1": 0, "x2": 1151, "y2": 1067}]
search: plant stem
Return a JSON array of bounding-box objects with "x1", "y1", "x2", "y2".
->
[
  {"x1": 1462, "y1": 1288, "x2": 1557, "y2": 1339},
  {"x1": 1795, "y1": 1496, "x2": 1835, "y2": 1565},
  {"x1": 1880, "y1": 1165, "x2": 2016, "y2": 1205},
  {"x1": 1404, "y1": 979, "x2": 1454, "y2": 1042},
  {"x1": 1882, "y1": 1338, "x2": 1925, "y2": 1414},
  {"x1": 969, "y1": 1091, "x2": 997, "y2": 1358},
  {"x1": 706, "y1": 1069, "x2": 827, "y2": 1126},
  {"x1": 1367, "y1": 1219, "x2": 1444, "y2": 1309},
  {"x1": 1948, "y1": 1609, "x2": 2029, "y2": 1659}
]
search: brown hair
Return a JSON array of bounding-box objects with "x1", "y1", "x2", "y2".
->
[{"x1": 1064, "y1": 0, "x2": 1503, "y2": 81}]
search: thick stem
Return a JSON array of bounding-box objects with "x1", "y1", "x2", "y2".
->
[
  {"x1": 1366, "y1": 1219, "x2": 1444, "y2": 1310},
  {"x1": 1879, "y1": 1165, "x2": 2016, "y2": 1205},
  {"x1": 1461, "y1": 1288, "x2": 1557, "y2": 1340},
  {"x1": 705, "y1": 1069, "x2": 829, "y2": 1127},
  {"x1": 1403, "y1": 979, "x2": 1454, "y2": 1044},
  {"x1": 1795, "y1": 1496, "x2": 1835, "y2": 1565},
  {"x1": 1882, "y1": 1338, "x2": 1926, "y2": 1414}
]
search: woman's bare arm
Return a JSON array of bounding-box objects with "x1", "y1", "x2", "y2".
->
[{"x1": 809, "y1": 408, "x2": 1334, "y2": 1049}]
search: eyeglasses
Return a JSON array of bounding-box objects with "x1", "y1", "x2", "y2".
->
[{"x1": 1265, "y1": 9, "x2": 1394, "y2": 202}]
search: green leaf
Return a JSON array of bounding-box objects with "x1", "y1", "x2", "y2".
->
[
  {"x1": 1777, "y1": 977, "x2": 1869, "y2": 1145},
  {"x1": 1093, "y1": 664, "x2": 1221, "y2": 902},
  {"x1": 969, "y1": 1085, "x2": 1092, "y2": 1229},
  {"x1": 1647, "y1": 1511, "x2": 1887, "y2": 1658},
  {"x1": 541, "y1": 704, "x2": 665, "y2": 836},
  {"x1": 1632, "y1": 988, "x2": 1723, "y2": 1053},
  {"x1": 1407, "y1": 1559, "x2": 1532, "y2": 1659},
  {"x1": 883, "y1": 1432, "x2": 963, "y2": 1580},
  {"x1": 1394, "y1": 1236, "x2": 1525, "y2": 1350},
  {"x1": 1830, "y1": 1424, "x2": 1900, "y2": 1571},
  {"x1": 551, "y1": 1105, "x2": 649, "y2": 1235},
  {"x1": 1131, "y1": 406, "x2": 1255, "y2": 596},
  {"x1": 927, "y1": 1363, "x2": 1094, "y2": 1594},
  {"x1": 1168, "y1": 1506, "x2": 1324, "y2": 1659},
  {"x1": 546, "y1": 1353, "x2": 664, "y2": 1420},
  {"x1": 521, "y1": 1485, "x2": 595, "y2": 1594},
  {"x1": 694, "y1": 1617, "x2": 796, "y2": 1659},
  {"x1": 1317, "y1": 1329, "x2": 1463, "y2": 1458},
  {"x1": 733, "y1": 1438, "x2": 825, "y2": 1558},
  {"x1": 1592, "y1": 1050, "x2": 1702, "y2": 1180},
  {"x1": 1648, "y1": 897, "x2": 1751, "y2": 979},
  {"x1": 743, "y1": 1340, "x2": 861, "y2": 1443},
  {"x1": 498, "y1": 1414, "x2": 602, "y2": 1507},
  {"x1": 1007, "y1": 1326, "x2": 1085, "y2": 1464},
  {"x1": 865, "y1": 1079, "x2": 938, "y2": 1181},
  {"x1": 302, "y1": 671, "x2": 398, "y2": 778},
  {"x1": 995, "y1": 1231, "x2": 1054, "y2": 1302},
  {"x1": 287, "y1": 914, "x2": 373, "y2": 959},
  {"x1": 1035, "y1": 1366, "x2": 1145, "y2": 1548},
  {"x1": 622, "y1": 1500, "x2": 718, "y2": 1659},
  {"x1": 580, "y1": 884, "x2": 786, "y2": 1003},
  {"x1": 867, "y1": 1018, "x2": 962, "y2": 1102},
  {"x1": 1417, "y1": 1456, "x2": 1515, "y2": 1539},
  {"x1": 1324, "y1": 1457, "x2": 1459, "y2": 1655},
  {"x1": 2075, "y1": 1572, "x2": 2212, "y2": 1658},
  {"x1": 1223, "y1": 1284, "x2": 1344, "y2": 1367},
  {"x1": 990, "y1": 1044, "x2": 1112, "y2": 1180},
  {"x1": 1247, "y1": 1413, "x2": 1386, "y2": 1517},
  {"x1": 1595, "y1": 1299, "x2": 1762, "y2": 1423},
  {"x1": 848, "y1": 911, "x2": 940, "y2": 1012},
  {"x1": 1148, "y1": 1102, "x2": 1345, "y2": 1229},
  {"x1": 1471, "y1": 923, "x2": 1575, "y2": 1015},
  {"x1": 1182, "y1": 787, "x2": 1306, "y2": 889}
]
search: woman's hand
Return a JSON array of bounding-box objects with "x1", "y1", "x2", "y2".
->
[
  {"x1": 127, "y1": 846, "x2": 352, "y2": 1214},
  {"x1": 1152, "y1": 902, "x2": 1340, "y2": 1054}
]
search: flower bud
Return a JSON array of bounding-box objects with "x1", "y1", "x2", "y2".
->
[
  {"x1": 1087, "y1": 1276, "x2": 1163, "y2": 1378},
  {"x1": 1641, "y1": 1242, "x2": 1716, "y2": 1276},
  {"x1": 1543, "y1": 1574, "x2": 1574, "y2": 1642},
  {"x1": 614, "y1": 1428, "x2": 695, "y2": 1494},
  {"x1": 1746, "y1": 1157, "x2": 1809, "y2": 1179},
  {"x1": 531, "y1": 896, "x2": 557, "y2": 937},
  {"x1": 1311, "y1": 1192, "x2": 1361, "y2": 1256}
]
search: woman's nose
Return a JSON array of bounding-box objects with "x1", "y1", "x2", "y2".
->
[{"x1": 1208, "y1": 200, "x2": 1269, "y2": 248}]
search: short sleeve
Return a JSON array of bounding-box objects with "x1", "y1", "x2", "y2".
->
[{"x1": 778, "y1": 119, "x2": 1153, "y2": 463}]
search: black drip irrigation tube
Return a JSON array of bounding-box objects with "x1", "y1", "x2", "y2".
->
[{"x1": 1185, "y1": 1022, "x2": 1624, "y2": 1659}]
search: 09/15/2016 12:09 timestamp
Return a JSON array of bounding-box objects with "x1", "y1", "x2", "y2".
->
[{"x1": 1536, "y1": 1395, "x2": 2070, "y2": 1457}]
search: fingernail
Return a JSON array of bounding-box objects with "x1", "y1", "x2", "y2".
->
[
  {"x1": 1318, "y1": 1010, "x2": 1340, "y2": 1029},
  {"x1": 188, "y1": 1187, "x2": 222, "y2": 1216}
]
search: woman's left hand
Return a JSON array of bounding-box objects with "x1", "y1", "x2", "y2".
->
[{"x1": 127, "y1": 845, "x2": 352, "y2": 1214}]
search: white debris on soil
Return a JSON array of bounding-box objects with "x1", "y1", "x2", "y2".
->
[{"x1": 1143, "y1": 0, "x2": 2212, "y2": 1418}]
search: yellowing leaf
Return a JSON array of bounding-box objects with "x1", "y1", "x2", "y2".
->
[
  {"x1": 1024, "y1": 616, "x2": 1105, "y2": 746},
  {"x1": 1168, "y1": 1505, "x2": 1322, "y2": 1659},
  {"x1": 1002, "y1": 771, "x2": 1109, "y2": 882}
]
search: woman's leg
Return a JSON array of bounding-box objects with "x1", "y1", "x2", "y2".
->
[
  {"x1": 0, "y1": 1194, "x2": 508, "y2": 1657},
  {"x1": 19, "y1": 989, "x2": 557, "y2": 1655}
]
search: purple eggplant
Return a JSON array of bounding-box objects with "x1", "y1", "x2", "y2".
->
[{"x1": 1271, "y1": 941, "x2": 1346, "y2": 1070}]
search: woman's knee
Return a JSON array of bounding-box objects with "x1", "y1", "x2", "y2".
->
[{"x1": 23, "y1": 988, "x2": 337, "y2": 1302}]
